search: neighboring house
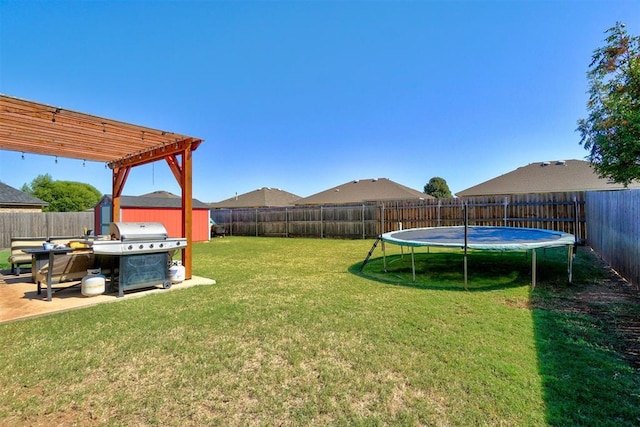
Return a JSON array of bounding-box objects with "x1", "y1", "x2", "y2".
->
[
  {"x1": 295, "y1": 178, "x2": 432, "y2": 205},
  {"x1": 94, "y1": 191, "x2": 210, "y2": 242},
  {"x1": 210, "y1": 187, "x2": 301, "y2": 209},
  {"x1": 456, "y1": 159, "x2": 640, "y2": 197},
  {"x1": 0, "y1": 182, "x2": 48, "y2": 212}
]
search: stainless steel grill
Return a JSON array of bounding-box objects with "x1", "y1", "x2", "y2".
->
[
  {"x1": 89, "y1": 222, "x2": 187, "y2": 255},
  {"x1": 111, "y1": 222, "x2": 167, "y2": 241},
  {"x1": 86, "y1": 222, "x2": 187, "y2": 297}
]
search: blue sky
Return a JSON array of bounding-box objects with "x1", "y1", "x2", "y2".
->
[{"x1": 1, "y1": 0, "x2": 638, "y2": 202}]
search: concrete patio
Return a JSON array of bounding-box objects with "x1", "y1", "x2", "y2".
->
[{"x1": 0, "y1": 270, "x2": 216, "y2": 323}]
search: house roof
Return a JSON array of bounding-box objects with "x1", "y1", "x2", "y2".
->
[
  {"x1": 456, "y1": 159, "x2": 640, "y2": 197},
  {"x1": 0, "y1": 182, "x2": 48, "y2": 207},
  {"x1": 295, "y1": 178, "x2": 432, "y2": 205},
  {"x1": 210, "y1": 187, "x2": 301, "y2": 209},
  {"x1": 99, "y1": 191, "x2": 209, "y2": 209}
]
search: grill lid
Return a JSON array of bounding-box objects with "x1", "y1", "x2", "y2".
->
[{"x1": 110, "y1": 222, "x2": 168, "y2": 241}]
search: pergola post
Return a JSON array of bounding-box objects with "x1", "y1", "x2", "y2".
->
[
  {"x1": 111, "y1": 166, "x2": 130, "y2": 223},
  {"x1": 112, "y1": 197, "x2": 121, "y2": 223},
  {"x1": 182, "y1": 146, "x2": 193, "y2": 279},
  {"x1": 165, "y1": 146, "x2": 195, "y2": 280}
]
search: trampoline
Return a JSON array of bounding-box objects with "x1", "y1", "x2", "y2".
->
[{"x1": 373, "y1": 226, "x2": 576, "y2": 288}]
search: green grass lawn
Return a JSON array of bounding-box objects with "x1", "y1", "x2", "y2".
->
[{"x1": 0, "y1": 237, "x2": 638, "y2": 426}]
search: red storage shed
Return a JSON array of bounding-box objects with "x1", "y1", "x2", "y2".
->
[{"x1": 95, "y1": 191, "x2": 210, "y2": 242}]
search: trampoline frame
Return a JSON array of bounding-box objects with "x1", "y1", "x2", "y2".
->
[{"x1": 379, "y1": 225, "x2": 576, "y2": 289}]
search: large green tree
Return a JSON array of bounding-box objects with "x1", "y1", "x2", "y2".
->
[
  {"x1": 22, "y1": 174, "x2": 101, "y2": 212},
  {"x1": 577, "y1": 22, "x2": 640, "y2": 186},
  {"x1": 424, "y1": 177, "x2": 452, "y2": 199}
]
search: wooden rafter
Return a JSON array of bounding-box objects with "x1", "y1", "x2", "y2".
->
[{"x1": 0, "y1": 94, "x2": 200, "y2": 164}]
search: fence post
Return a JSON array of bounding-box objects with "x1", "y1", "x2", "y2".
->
[
  {"x1": 504, "y1": 196, "x2": 508, "y2": 227},
  {"x1": 255, "y1": 208, "x2": 258, "y2": 237},
  {"x1": 573, "y1": 196, "x2": 578, "y2": 240},
  {"x1": 362, "y1": 204, "x2": 365, "y2": 239},
  {"x1": 320, "y1": 205, "x2": 323, "y2": 239}
]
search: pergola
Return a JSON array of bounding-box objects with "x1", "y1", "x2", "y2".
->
[{"x1": 0, "y1": 94, "x2": 204, "y2": 279}]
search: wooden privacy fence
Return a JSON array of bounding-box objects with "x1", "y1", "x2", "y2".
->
[
  {"x1": 211, "y1": 204, "x2": 380, "y2": 239},
  {"x1": 586, "y1": 189, "x2": 639, "y2": 288},
  {"x1": 211, "y1": 192, "x2": 586, "y2": 241},
  {"x1": 0, "y1": 212, "x2": 94, "y2": 249}
]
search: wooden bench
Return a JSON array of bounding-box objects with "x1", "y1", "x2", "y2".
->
[
  {"x1": 8, "y1": 236, "x2": 86, "y2": 276},
  {"x1": 8, "y1": 237, "x2": 47, "y2": 275}
]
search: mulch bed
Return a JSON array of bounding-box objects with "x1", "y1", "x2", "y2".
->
[{"x1": 532, "y1": 248, "x2": 640, "y2": 369}]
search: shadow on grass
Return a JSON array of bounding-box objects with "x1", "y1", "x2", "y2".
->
[
  {"x1": 349, "y1": 249, "x2": 570, "y2": 292},
  {"x1": 530, "y1": 248, "x2": 640, "y2": 425},
  {"x1": 532, "y1": 304, "x2": 640, "y2": 425},
  {"x1": 353, "y1": 246, "x2": 640, "y2": 424}
]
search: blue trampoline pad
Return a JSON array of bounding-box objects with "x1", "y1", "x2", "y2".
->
[{"x1": 382, "y1": 226, "x2": 575, "y2": 251}]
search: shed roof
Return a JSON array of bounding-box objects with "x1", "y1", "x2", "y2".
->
[
  {"x1": 210, "y1": 187, "x2": 301, "y2": 209},
  {"x1": 295, "y1": 178, "x2": 431, "y2": 205},
  {"x1": 99, "y1": 192, "x2": 209, "y2": 209},
  {"x1": 0, "y1": 182, "x2": 48, "y2": 207},
  {"x1": 139, "y1": 190, "x2": 181, "y2": 199},
  {"x1": 456, "y1": 159, "x2": 640, "y2": 197}
]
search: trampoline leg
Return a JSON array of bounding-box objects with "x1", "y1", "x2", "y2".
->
[
  {"x1": 568, "y1": 245, "x2": 574, "y2": 284},
  {"x1": 411, "y1": 247, "x2": 416, "y2": 282},
  {"x1": 463, "y1": 254, "x2": 468, "y2": 291},
  {"x1": 531, "y1": 249, "x2": 537, "y2": 289},
  {"x1": 360, "y1": 237, "x2": 381, "y2": 272},
  {"x1": 382, "y1": 239, "x2": 387, "y2": 272}
]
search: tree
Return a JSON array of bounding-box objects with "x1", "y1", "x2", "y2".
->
[
  {"x1": 22, "y1": 174, "x2": 102, "y2": 212},
  {"x1": 424, "y1": 177, "x2": 452, "y2": 198},
  {"x1": 577, "y1": 22, "x2": 640, "y2": 186}
]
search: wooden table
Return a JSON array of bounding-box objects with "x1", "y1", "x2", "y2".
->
[{"x1": 23, "y1": 247, "x2": 76, "y2": 301}]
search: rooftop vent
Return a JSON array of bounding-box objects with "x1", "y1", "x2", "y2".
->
[
  {"x1": 372, "y1": 178, "x2": 379, "y2": 182},
  {"x1": 353, "y1": 180, "x2": 359, "y2": 183},
  {"x1": 556, "y1": 160, "x2": 566, "y2": 166},
  {"x1": 541, "y1": 161, "x2": 551, "y2": 167}
]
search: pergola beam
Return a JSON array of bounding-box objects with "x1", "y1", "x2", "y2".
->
[{"x1": 108, "y1": 138, "x2": 201, "y2": 170}]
